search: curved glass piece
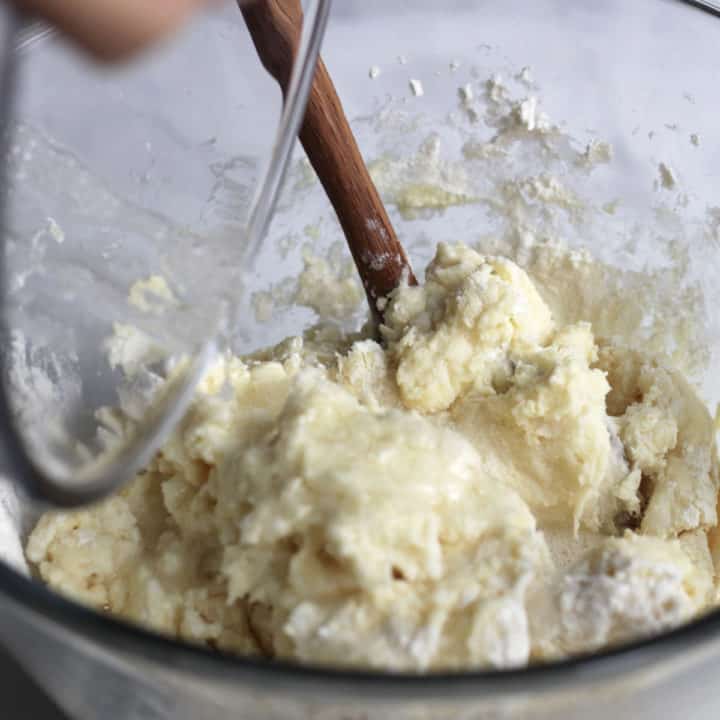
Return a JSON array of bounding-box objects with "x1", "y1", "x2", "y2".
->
[{"x1": 0, "y1": 0, "x2": 330, "y2": 506}]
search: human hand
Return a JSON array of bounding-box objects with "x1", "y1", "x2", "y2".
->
[{"x1": 10, "y1": 0, "x2": 217, "y2": 60}]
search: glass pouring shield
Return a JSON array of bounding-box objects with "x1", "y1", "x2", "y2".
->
[{"x1": 0, "y1": 0, "x2": 330, "y2": 506}]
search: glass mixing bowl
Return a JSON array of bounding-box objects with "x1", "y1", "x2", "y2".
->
[{"x1": 2, "y1": 1, "x2": 720, "y2": 718}]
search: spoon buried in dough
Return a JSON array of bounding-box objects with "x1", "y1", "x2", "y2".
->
[{"x1": 241, "y1": 0, "x2": 417, "y2": 323}]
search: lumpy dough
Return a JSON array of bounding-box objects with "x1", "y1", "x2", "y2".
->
[{"x1": 26, "y1": 244, "x2": 720, "y2": 670}]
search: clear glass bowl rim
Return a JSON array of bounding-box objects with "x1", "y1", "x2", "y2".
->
[{"x1": 2, "y1": 556, "x2": 720, "y2": 699}]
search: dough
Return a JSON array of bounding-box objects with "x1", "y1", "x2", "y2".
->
[{"x1": 26, "y1": 244, "x2": 720, "y2": 670}]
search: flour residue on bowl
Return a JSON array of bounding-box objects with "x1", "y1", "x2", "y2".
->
[{"x1": 259, "y1": 65, "x2": 713, "y2": 391}]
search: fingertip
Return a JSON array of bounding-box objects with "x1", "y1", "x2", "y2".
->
[{"x1": 14, "y1": 0, "x2": 214, "y2": 61}]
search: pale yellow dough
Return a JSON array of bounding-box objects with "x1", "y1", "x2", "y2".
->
[{"x1": 26, "y1": 244, "x2": 720, "y2": 670}]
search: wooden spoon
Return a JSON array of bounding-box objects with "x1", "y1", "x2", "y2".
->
[{"x1": 241, "y1": 0, "x2": 417, "y2": 324}]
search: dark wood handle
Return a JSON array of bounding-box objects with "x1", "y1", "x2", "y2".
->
[{"x1": 241, "y1": 0, "x2": 417, "y2": 323}]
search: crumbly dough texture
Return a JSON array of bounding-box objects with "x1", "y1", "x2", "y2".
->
[{"x1": 26, "y1": 244, "x2": 720, "y2": 670}]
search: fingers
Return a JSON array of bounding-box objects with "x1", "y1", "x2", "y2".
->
[{"x1": 12, "y1": 0, "x2": 214, "y2": 60}]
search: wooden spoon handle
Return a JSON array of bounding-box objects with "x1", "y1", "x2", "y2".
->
[{"x1": 241, "y1": 0, "x2": 417, "y2": 321}]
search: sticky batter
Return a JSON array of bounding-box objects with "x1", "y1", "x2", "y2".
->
[{"x1": 26, "y1": 243, "x2": 720, "y2": 670}]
